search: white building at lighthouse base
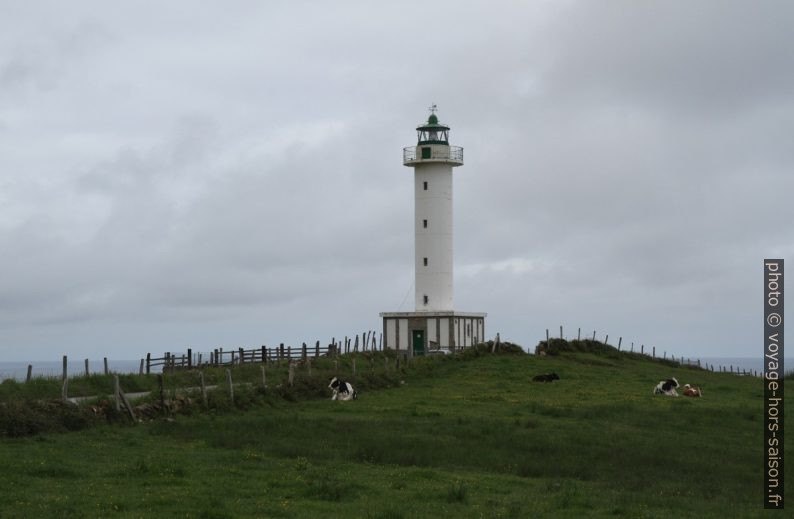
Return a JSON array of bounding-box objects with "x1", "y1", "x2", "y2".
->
[{"x1": 380, "y1": 311, "x2": 487, "y2": 354}]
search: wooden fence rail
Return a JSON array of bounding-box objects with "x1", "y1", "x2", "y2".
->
[{"x1": 144, "y1": 331, "x2": 388, "y2": 374}]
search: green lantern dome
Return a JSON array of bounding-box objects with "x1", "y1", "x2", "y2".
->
[{"x1": 416, "y1": 109, "x2": 450, "y2": 145}]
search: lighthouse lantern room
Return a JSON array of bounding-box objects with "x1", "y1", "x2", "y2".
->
[{"x1": 381, "y1": 106, "x2": 486, "y2": 355}]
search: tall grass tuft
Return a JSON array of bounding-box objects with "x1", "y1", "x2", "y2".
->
[{"x1": 445, "y1": 480, "x2": 468, "y2": 503}]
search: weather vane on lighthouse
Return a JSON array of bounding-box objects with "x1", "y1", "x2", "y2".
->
[{"x1": 380, "y1": 106, "x2": 487, "y2": 356}]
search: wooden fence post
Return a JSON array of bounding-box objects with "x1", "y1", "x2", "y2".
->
[
  {"x1": 147, "y1": 353, "x2": 152, "y2": 374},
  {"x1": 84, "y1": 359, "x2": 89, "y2": 377},
  {"x1": 114, "y1": 375, "x2": 121, "y2": 412},
  {"x1": 652, "y1": 346, "x2": 655, "y2": 358},
  {"x1": 157, "y1": 374, "x2": 165, "y2": 410},
  {"x1": 354, "y1": 335, "x2": 359, "y2": 353},
  {"x1": 26, "y1": 364, "x2": 32, "y2": 383},
  {"x1": 546, "y1": 329, "x2": 549, "y2": 344},
  {"x1": 261, "y1": 345, "x2": 266, "y2": 364},
  {"x1": 577, "y1": 328, "x2": 581, "y2": 341},
  {"x1": 199, "y1": 372, "x2": 207, "y2": 407},
  {"x1": 560, "y1": 325, "x2": 563, "y2": 339},
  {"x1": 187, "y1": 348, "x2": 192, "y2": 369},
  {"x1": 104, "y1": 357, "x2": 109, "y2": 375},
  {"x1": 226, "y1": 369, "x2": 234, "y2": 402},
  {"x1": 302, "y1": 343, "x2": 307, "y2": 361},
  {"x1": 379, "y1": 333, "x2": 383, "y2": 350},
  {"x1": 280, "y1": 343, "x2": 285, "y2": 362},
  {"x1": 62, "y1": 355, "x2": 67, "y2": 382},
  {"x1": 288, "y1": 346, "x2": 292, "y2": 361},
  {"x1": 239, "y1": 347, "x2": 245, "y2": 364},
  {"x1": 139, "y1": 359, "x2": 144, "y2": 375},
  {"x1": 592, "y1": 330, "x2": 596, "y2": 341},
  {"x1": 118, "y1": 386, "x2": 135, "y2": 422},
  {"x1": 315, "y1": 341, "x2": 320, "y2": 358},
  {"x1": 618, "y1": 337, "x2": 622, "y2": 350},
  {"x1": 604, "y1": 334, "x2": 608, "y2": 345}
]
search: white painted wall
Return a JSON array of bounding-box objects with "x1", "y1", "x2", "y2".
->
[
  {"x1": 414, "y1": 161, "x2": 454, "y2": 311},
  {"x1": 439, "y1": 318, "x2": 449, "y2": 347},
  {"x1": 398, "y1": 319, "x2": 408, "y2": 350},
  {"x1": 386, "y1": 319, "x2": 396, "y2": 349},
  {"x1": 427, "y1": 318, "x2": 437, "y2": 345}
]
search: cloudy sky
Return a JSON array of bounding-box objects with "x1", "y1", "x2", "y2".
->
[{"x1": 1, "y1": 1, "x2": 791, "y2": 362}]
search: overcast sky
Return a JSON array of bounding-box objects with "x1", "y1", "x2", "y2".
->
[{"x1": 1, "y1": 1, "x2": 791, "y2": 363}]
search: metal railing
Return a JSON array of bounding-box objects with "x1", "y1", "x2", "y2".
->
[{"x1": 403, "y1": 145, "x2": 463, "y2": 163}]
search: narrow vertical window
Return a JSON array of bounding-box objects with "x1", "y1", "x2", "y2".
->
[
  {"x1": 423, "y1": 181, "x2": 428, "y2": 190},
  {"x1": 423, "y1": 257, "x2": 428, "y2": 266},
  {"x1": 423, "y1": 295, "x2": 429, "y2": 305},
  {"x1": 423, "y1": 219, "x2": 428, "y2": 228}
]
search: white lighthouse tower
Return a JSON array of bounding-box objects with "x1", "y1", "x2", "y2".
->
[{"x1": 381, "y1": 107, "x2": 486, "y2": 355}]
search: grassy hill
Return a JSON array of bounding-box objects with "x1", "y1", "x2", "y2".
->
[{"x1": 0, "y1": 345, "x2": 786, "y2": 518}]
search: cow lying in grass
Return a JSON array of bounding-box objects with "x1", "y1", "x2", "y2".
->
[
  {"x1": 653, "y1": 377, "x2": 679, "y2": 396},
  {"x1": 682, "y1": 384, "x2": 702, "y2": 397},
  {"x1": 329, "y1": 377, "x2": 358, "y2": 401},
  {"x1": 532, "y1": 372, "x2": 559, "y2": 382}
]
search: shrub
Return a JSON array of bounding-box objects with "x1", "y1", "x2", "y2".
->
[
  {"x1": 535, "y1": 338, "x2": 619, "y2": 357},
  {"x1": 0, "y1": 400, "x2": 100, "y2": 437}
]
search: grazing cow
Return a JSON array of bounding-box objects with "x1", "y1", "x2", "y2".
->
[
  {"x1": 682, "y1": 384, "x2": 702, "y2": 397},
  {"x1": 328, "y1": 377, "x2": 358, "y2": 401},
  {"x1": 653, "y1": 377, "x2": 679, "y2": 396},
  {"x1": 532, "y1": 372, "x2": 560, "y2": 382}
]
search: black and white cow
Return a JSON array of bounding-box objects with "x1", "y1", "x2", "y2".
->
[
  {"x1": 653, "y1": 377, "x2": 679, "y2": 396},
  {"x1": 328, "y1": 377, "x2": 358, "y2": 401}
]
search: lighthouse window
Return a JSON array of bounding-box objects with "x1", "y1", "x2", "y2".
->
[
  {"x1": 423, "y1": 219, "x2": 427, "y2": 228},
  {"x1": 423, "y1": 181, "x2": 428, "y2": 190},
  {"x1": 423, "y1": 257, "x2": 428, "y2": 266},
  {"x1": 423, "y1": 295, "x2": 429, "y2": 305}
]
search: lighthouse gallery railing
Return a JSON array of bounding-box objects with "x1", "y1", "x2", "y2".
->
[{"x1": 403, "y1": 145, "x2": 463, "y2": 163}]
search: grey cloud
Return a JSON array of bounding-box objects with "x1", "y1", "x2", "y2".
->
[{"x1": 0, "y1": 1, "x2": 790, "y2": 360}]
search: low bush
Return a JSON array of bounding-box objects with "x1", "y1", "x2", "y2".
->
[{"x1": 0, "y1": 400, "x2": 101, "y2": 437}]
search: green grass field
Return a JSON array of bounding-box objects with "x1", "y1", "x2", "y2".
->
[{"x1": 0, "y1": 346, "x2": 787, "y2": 518}]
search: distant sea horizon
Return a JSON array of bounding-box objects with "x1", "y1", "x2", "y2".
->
[
  {"x1": 0, "y1": 359, "x2": 152, "y2": 381},
  {"x1": 0, "y1": 355, "x2": 784, "y2": 381}
]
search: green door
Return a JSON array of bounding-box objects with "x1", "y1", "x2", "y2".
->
[{"x1": 412, "y1": 330, "x2": 425, "y2": 356}]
